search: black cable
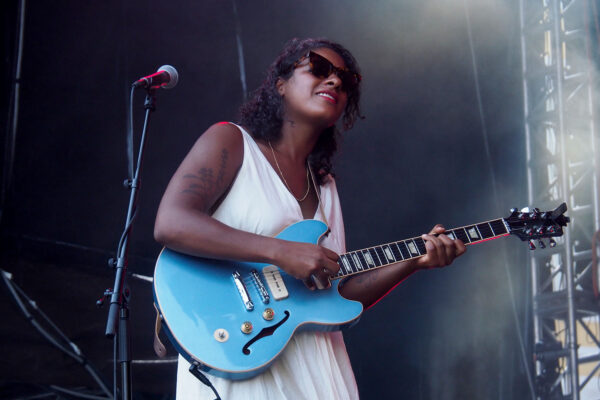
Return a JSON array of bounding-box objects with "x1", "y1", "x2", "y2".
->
[
  {"x1": 114, "y1": 86, "x2": 139, "y2": 266},
  {"x1": 1, "y1": 270, "x2": 113, "y2": 399},
  {"x1": 0, "y1": 0, "x2": 26, "y2": 226},
  {"x1": 115, "y1": 207, "x2": 138, "y2": 258},
  {"x1": 49, "y1": 385, "x2": 110, "y2": 400},
  {"x1": 127, "y1": 86, "x2": 135, "y2": 181},
  {"x1": 188, "y1": 363, "x2": 222, "y2": 400}
]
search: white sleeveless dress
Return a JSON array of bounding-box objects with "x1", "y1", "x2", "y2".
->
[{"x1": 175, "y1": 124, "x2": 359, "y2": 400}]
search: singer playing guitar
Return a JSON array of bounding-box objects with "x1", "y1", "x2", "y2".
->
[{"x1": 154, "y1": 37, "x2": 466, "y2": 400}]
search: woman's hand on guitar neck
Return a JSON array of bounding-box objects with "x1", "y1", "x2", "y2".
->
[
  {"x1": 415, "y1": 224, "x2": 466, "y2": 270},
  {"x1": 272, "y1": 240, "x2": 340, "y2": 290}
]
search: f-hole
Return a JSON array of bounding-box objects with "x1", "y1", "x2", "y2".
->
[{"x1": 242, "y1": 311, "x2": 290, "y2": 355}]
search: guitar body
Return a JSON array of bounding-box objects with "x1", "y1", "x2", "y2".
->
[{"x1": 153, "y1": 219, "x2": 364, "y2": 380}]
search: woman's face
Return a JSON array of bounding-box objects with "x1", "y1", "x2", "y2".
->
[{"x1": 277, "y1": 47, "x2": 348, "y2": 128}]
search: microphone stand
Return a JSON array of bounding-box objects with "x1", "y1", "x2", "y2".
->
[{"x1": 103, "y1": 87, "x2": 157, "y2": 400}]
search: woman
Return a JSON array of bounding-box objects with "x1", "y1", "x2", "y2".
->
[{"x1": 154, "y1": 37, "x2": 466, "y2": 399}]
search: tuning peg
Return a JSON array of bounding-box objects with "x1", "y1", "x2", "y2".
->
[
  {"x1": 536, "y1": 226, "x2": 545, "y2": 235},
  {"x1": 548, "y1": 226, "x2": 555, "y2": 233},
  {"x1": 528, "y1": 240, "x2": 536, "y2": 250},
  {"x1": 525, "y1": 228, "x2": 534, "y2": 236},
  {"x1": 529, "y1": 208, "x2": 541, "y2": 219},
  {"x1": 549, "y1": 238, "x2": 556, "y2": 247},
  {"x1": 538, "y1": 240, "x2": 546, "y2": 249}
]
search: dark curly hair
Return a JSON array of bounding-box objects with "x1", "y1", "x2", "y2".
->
[{"x1": 238, "y1": 38, "x2": 362, "y2": 185}]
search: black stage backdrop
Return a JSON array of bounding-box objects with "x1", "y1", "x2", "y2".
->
[{"x1": 1, "y1": 1, "x2": 531, "y2": 398}]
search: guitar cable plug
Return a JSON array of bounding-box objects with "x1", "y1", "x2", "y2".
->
[{"x1": 189, "y1": 362, "x2": 222, "y2": 400}]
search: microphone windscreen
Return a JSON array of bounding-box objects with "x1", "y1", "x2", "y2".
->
[{"x1": 158, "y1": 65, "x2": 179, "y2": 89}]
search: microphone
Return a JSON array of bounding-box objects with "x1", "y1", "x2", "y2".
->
[{"x1": 132, "y1": 65, "x2": 179, "y2": 89}]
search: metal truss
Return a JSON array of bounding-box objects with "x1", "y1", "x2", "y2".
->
[{"x1": 520, "y1": 0, "x2": 600, "y2": 398}]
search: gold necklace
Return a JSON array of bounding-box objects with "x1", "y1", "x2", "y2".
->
[{"x1": 268, "y1": 141, "x2": 310, "y2": 202}]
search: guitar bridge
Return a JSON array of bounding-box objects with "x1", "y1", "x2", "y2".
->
[
  {"x1": 250, "y1": 269, "x2": 270, "y2": 304},
  {"x1": 232, "y1": 271, "x2": 254, "y2": 311}
]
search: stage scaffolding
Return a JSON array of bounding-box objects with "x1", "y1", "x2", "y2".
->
[{"x1": 520, "y1": 0, "x2": 600, "y2": 398}]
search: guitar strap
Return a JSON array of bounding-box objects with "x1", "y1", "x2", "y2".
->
[{"x1": 153, "y1": 303, "x2": 167, "y2": 358}]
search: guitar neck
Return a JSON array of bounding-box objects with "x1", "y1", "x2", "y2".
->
[{"x1": 333, "y1": 218, "x2": 510, "y2": 280}]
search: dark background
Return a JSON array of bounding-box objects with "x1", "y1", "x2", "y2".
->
[{"x1": 0, "y1": 0, "x2": 566, "y2": 398}]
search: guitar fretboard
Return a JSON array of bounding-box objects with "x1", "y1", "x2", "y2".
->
[{"x1": 333, "y1": 218, "x2": 510, "y2": 279}]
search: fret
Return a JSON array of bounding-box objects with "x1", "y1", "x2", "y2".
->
[
  {"x1": 465, "y1": 225, "x2": 481, "y2": 241},
  {"x1": 477, "y1": 222, "x2": 494, "y2": 239},
  {"x1": 374, "y1": 247, "x2": 387, "y2": 265},
  {"x1": 391, "y1": 243, "x2": 403, "y2": 260},
  {"x1": 334, "y1": 264, "x2": 344, "y2": 277},
  {"x1": 382, "y1": 245, "x2": 397, "y2": 264},
  {"x1": 414, "y1": 238, "x2": 426, "y2": 255},
  {"x1": 357, "y1": 252, "x2": 369, "y2": 270},
  {"x1": 453, "y1": 228, "x2": 470, "y2": 243},
  {"x1": 362, "y1": 250, "x2": 376, "y2": 269},
  {"x1": 347, "y1": 252, "x2": 358, "y2": 274},
  {"x1": 352, "y1": 252, "x2": 365, "y2": 271},
  {"x1": 368, "y1": 248, "x2": 382, "y2": 267},
  {"x1": 405, "y1": 240, "x2": 421, "y2": 257},
  {"x1": 339, "y1": 254, "x2": 354, "y2": 275},
  {"x1": 490, "y1": 219, "x2": 508, "y2": 235},
  {"x1": 335, "y1": 258, "x2": 342, "y2": 274},
  {"x1": 397, "y1": 241, "x2": 411, "y2": 259}
]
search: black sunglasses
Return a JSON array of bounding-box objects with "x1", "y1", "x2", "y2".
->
[{"x1": 292, "y1": 51, "x2": 361, "y2": 92}]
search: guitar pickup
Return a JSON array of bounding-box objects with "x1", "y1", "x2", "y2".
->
[
  {"x1": 262, "y1": 265, "x2": 288, "y2": 301},
  {"x1": 233, "y1": 271, "x2": 254, "y2": 311}
]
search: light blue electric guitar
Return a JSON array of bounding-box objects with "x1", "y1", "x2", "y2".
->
[{"x1": 153, "y1": 204, "x2": 568, "y2": 380}]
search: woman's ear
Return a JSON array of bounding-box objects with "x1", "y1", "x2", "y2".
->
[{"x1": 276, "y1": 78, "x2": 285, "y2": 96}]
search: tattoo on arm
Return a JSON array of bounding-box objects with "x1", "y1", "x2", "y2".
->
[{"x1": 180, "y1": 149, "x2": 229, "y2": 204}]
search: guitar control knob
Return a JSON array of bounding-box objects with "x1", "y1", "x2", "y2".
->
[
  {"x1": 549, "y1": 238, "x2": 557, "y2": 247},
  {"x1": 538, "y1": 240, "x2": 546, "y2": 249},
  {"x1": 263, "y1": 308, "x2": 275, "y2": 321},
  {"x1": 214, "y1": 328, "x2": 229, "y2": 343},
  {"x1": 528, "y1": 240, "x2": 536, "y2": 250},
  {"x1": 241, "y1": 321, "x2": 253, "y2": 334}
]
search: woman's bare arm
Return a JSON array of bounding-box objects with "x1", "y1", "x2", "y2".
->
[
  {"x1": 154, "y1": 123, "x2": 340, "y2": 283},
  {"x1": 339, "y1": 225, "x2": 466, "y2": 308}
]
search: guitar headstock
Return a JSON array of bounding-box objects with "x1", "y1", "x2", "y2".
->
[{"x1": 505, "y1": 202, "x2": 570, "y2": 249}]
